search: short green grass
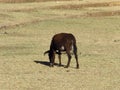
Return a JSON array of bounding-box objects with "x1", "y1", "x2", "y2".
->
[{"x1": 0, "y1": 1, "x2": 120, "y2": 90}]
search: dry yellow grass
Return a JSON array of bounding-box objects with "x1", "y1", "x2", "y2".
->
[
  {"x1": 0, "y1": 0, "x2": 73, "y2": 3},
  {"x1": 0, "y1": 0, "x2": 120, "y2": 90}
]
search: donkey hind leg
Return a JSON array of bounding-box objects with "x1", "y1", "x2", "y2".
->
[
  {"x1": 74, "y1": 44, "x2": 79, "y2": 69},
  {"x1": 58, "y1": 53, "x2": 62, "y2": 66},
  {"x1": 65, "y1": 50, "x2": 71, "y2": 68}
]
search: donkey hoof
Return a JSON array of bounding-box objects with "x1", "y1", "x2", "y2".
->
[
  {"x1": 76, "y1": 65, "x2": 79, "y2": 69},
  {"x1": 58, "y1": 64, "x2": 62, "y2": 67},
  {"x1": 50, "y1": 63, "x2": 54, "y2": 67},
  {"x1": 64, "y1": 66, "x2": 68, "y2": 68}
]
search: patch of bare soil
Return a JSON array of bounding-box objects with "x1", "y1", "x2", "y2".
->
[
  {"x1": 85, "y1": 10, "x2": 120, "y2": 17},
  {"x1": 51, "y1": 1, "x2": 120, "y2": 9}
]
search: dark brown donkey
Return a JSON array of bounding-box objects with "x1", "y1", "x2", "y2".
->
[{"x1": 44, "y1": 33, "x2": 79, "y2": 69}]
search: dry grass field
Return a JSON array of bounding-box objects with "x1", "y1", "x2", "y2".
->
[
  {"x1": 0, "y1": 0, "x2": 72, "y2": 3},
  {"x1": 0, "y1": 0, "x2": 120, "y2": 90}
]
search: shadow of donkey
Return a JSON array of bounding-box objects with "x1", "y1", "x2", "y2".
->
[{"x1": 34, "y1": 60, "x2": 64, "y2": 67}]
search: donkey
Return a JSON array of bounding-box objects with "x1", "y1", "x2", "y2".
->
[{"x1": 44, "y1": 33, "x2": 79, "y2": 69}]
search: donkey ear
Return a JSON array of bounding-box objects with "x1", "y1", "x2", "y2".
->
[{"x1": 44, "y1": 50, "x2": 50, "y2": 56}]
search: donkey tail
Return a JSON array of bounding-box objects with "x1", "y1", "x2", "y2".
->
[{"x1": 44, "y1": 50, "x2": 50, "y2": 55}]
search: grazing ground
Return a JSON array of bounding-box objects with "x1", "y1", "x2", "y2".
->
[{"x1": 0, "y1": 0, "x2": 120, "y2": 90}]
